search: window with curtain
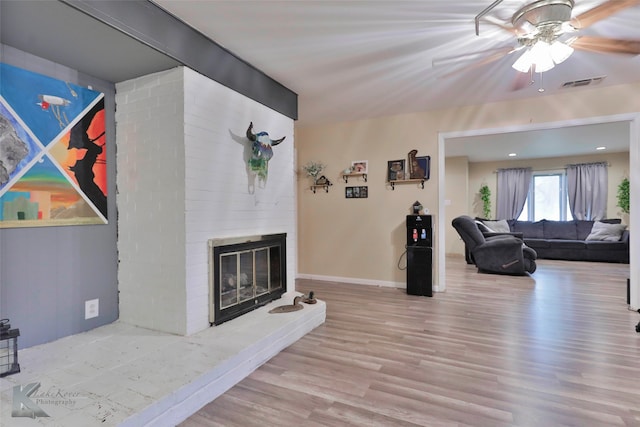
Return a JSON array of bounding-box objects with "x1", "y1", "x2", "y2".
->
[
  {"x1": 518, "y1": 171, "x2": 569, "y2": 221},
  {"x1": 517, "y1": 163, "x2": 608, "y2": 221},
  {"x1": 566, "y1": 162, "x2": 608, "y2": 220},
  {"x1": 496, "y1": 167, "x2": 532, "y2": 220}
]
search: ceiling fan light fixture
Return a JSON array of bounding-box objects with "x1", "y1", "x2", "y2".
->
[
  {"x1": 550, "y1": 40, "x2": 574, "y2": 64},
  {"x1": 509, "y1": 0, "x2": 580, "y2": 76},
  {"x1": 512, "y1": 49, "x2": 534, "y2": 72},
  {"x1": 534, "y1": 57, "x2": 555, "y2": 73},
  {"x1": 530, "y1": 41, "x2": 555, "y2": 72}
]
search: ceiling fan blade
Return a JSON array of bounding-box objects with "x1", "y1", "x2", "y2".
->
[
  {"x1": 570, "y1": 36, "x2": 640, "y2": 55},
  {"x1": 437, "y1": 47, "x2": 516, "y2": 79},
  {"x1": 570, "y1": 0, "x2": 640, "y2": 30},
  {"x1": 432, "y1": 46, "x2": 515, "y2": 68},
  {"x1": 482, "y1": 15, "x2": 519, "y2": 35}
]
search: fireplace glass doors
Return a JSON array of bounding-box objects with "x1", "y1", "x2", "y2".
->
[{"x1": 209, "y1": 234, "x2": 286, "y2": 325}]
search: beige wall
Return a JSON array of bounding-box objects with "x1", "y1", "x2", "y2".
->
[
  {"x1": 295, "y1": 81, "x2": 640, "y2": 290},
  {"x1": 296, "y1": 115, "x2": 439, "y2": 287}
]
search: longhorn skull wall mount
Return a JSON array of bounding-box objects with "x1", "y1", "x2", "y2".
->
[{"x1": 245, "y1": 122, "x2": 285, "y2": 180}]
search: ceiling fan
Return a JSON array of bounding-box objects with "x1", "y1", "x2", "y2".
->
[{"x1": 436, "y1": 0, "x2": 640, "y2": 89}]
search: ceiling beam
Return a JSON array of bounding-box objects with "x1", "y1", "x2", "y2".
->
[{"x1": 61, "y1": 0, "x2": 298, "y2": 120}]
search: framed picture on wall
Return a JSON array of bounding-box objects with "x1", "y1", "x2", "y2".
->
[
  {"x1": 346, "y1": 186, "x2": 368, "y2": 198},
  {"x1": 412, "y1": 155, "x2": 431, "y2": 180},
  {"x1": 387, "y1": 159, "x2": 405, "y2": 181},
  {"x1": 345, "y1": 187, "x2": 353, "y2": 198},
  {"x1": 351, "y1": 160, "x2": 368, "y2": 174},
  {"x1": 0, "y1": 63, "x2": 108, "y2": 229}
]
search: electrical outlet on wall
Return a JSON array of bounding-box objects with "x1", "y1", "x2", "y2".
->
[{"x1": 85, "y1": 299, "x2": 99, "y2": 319}]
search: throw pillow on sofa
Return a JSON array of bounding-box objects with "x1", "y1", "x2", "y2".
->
[
  {"x1": 481, "y1": 219, "x2": 510, "y2": 233},
  {"x1": 576, "y1": 219, "x2": 622, "y2": 240},
  {"x1": 586, "y1": 221, "x2": 627, "y2": 242},
  {"x1": 475, "y1": 221, "x2": 493, "y2": 233}
]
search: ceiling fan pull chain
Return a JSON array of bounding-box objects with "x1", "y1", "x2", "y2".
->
[
  {"x1": 529, "y1": 67, "x2": 535, "y2": 86},
  {"x1": 538, "y1": 72, "x2": 545, "y2": 93}
]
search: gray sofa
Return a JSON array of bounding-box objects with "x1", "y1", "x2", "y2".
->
[{"x1": 476, "y1": 218, "x2": 629, "y2": 263}]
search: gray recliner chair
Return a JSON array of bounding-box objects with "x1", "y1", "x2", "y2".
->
[{"x1": 452, "y1": 215, "x2": 537, "y2": 275}]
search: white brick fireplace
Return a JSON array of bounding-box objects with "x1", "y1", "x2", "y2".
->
[{"x1": 115, "y1": 66, "x2": 297, "y2": 335}]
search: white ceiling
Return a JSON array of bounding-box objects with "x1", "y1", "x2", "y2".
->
[
  {"x1": 2, "y1": 1, "x2": 635, "y2": 161},
  {"x1": 152, "y1": 0, "x2": 640, "y2": 127}
]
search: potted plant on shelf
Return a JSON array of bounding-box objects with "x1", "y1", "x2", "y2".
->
[
  {"x1": 479, "y1": 184, "x2": 491, "y2": 218},
  {"x1": 302, "y1": 161, "x2": 326, "y2": 184},
  {"x1": 617, "y1": 177, "x2": 630, "y2": 214}
]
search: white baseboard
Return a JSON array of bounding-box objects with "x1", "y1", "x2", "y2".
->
[
  {"x1": 296, "y1": 273, "x2": 405, "y2": 289},
  {"x1": 296, "y1": 274, "x2": 444, "y2": 293}
]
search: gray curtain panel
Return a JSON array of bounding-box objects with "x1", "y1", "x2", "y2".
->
[
  {"x1": 567, "y1": 162, "x2": 608, "y2": 220},
  {"x1": 497, "y1": 168, "x2": 532, "y2": 220}
]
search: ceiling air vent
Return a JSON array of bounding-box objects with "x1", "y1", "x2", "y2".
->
[{"x1": 561, "y1": 76, "x2": 606, "y2": 88}]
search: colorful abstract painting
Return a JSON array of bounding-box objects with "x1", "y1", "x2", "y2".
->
[{"x1": 0, "y1": 63, "x2": 107, "y2": 228}]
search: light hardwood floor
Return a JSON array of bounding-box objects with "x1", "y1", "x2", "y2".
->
[{"x1": 181, "y1": 256, "x2": 639, "y2": 427}]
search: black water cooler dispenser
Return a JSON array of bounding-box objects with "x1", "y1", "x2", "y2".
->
[{"x1": 406, "y1": 215, "x2": 433, "y2": 297}]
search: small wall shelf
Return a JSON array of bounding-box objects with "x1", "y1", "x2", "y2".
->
[
  {"x1": 342, "y1": 172, "x2": 367, "y2": 183},
  {"x1": 388, "y1": 178, "x2": 425, "y2": 190},
  {"x1": 310, "y1": 181, "x2": 332, "y2": 193}
]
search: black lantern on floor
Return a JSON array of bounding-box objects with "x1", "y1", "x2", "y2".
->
[{"x1": 0, "y1": 319, "x2": 21, "y2": 377}]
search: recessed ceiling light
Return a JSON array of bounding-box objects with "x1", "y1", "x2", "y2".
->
[
  {"x1": 508, "y1": 153, "x2": 517, "y2": 157},
  {"x1": 596, "y1": 146, "x2": 606, "y2": 150}
]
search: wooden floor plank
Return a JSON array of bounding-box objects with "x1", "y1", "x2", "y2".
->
[{"x1": 180, "y1": 257, "x2": 639, "y2": 426}]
